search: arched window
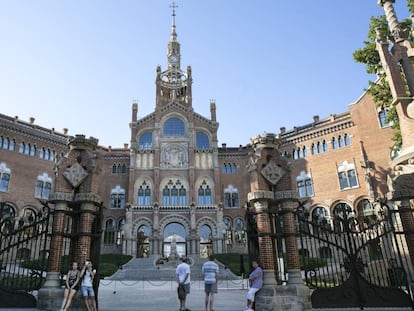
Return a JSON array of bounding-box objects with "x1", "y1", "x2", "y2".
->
[
  {"x1": 0, "y1": 203, "x2": 15, "y2": 221},
  {"x1": 30, "y1": 145, "x2": 36, "y2": 156},
  {"x1": 296, "y1": 171, "x2": 314, "y2": 198},
  {"x1": 104, "y1": 219, "x2": 116, "y2": 244},
  {"x1": 112, "y1": 164, "x2": 117, "y2": 174},
  {"x1": 357, "y1": 199, "x2": 376, "y2": 226},
  {"x1": 110, "y1": 186, "x2": 125, "y2": 209},
  {"x1": 311, "y1": 143, "x2": 317, "y2": 155},
  {"x1": 24, "y1": 143, "x2": 31, "y2": 155},
  {"x1": 34, "y1": 173, "x2": 52, "y2": 199},
  {"x1": 163, "y1": 117, "x2": 185, "y2": 136},
  {"x1": 3, "y1": 138, "x2": 10, "y2": 150},
  {"x1": 332, "y1": 202, "x2": 354, "y2": 233},
  {"x1": 337, "y1": 161, "x2": 358, "y2": 190},
  {"x1": 223, "y1": 217, "x2": 233, "y2": 245},
  {"x1": 198, "y1": 180, "x2": 212, "y2": 205},
  {"x1": 179, "y1": 186, "x2": 186, "y2": 205},
  {"x1": 338, "y1": 135, "x2": 344, "y2": 148},
  {"x1": 138, "y1": 132, "x2": 153, "y2": 150},
  {"x1": 292, "y1": 149, "x2": 298, "y2": 160},
  {"x1": 311, "y1": 206, "x2": 330, "y2": 232},
  {"x1": 344, "y1": 133, "x2": 351, "y2": 146},
  {"x1": 117, "y1": 218, "x2": 125, "y2": 245},
  {"x1": 137, "y1": 181, "x2": 152, "y2": 206},
  {"x1": 162, "y1": 180, "x2": 186, "y2": 206},
  {"x1": 0, "y1": 162, "x2": 11, "y2": 193},
  {"x1": 317, "y1": 141, "x2": 323, "y2": 153},
  {"x1": 234, "y1": 218, "x2": 246, "y2": 244},
  {"x1": 332, "y1": 137, "x2": 338, "y2": 149},
  {"x1": 224, "y1": 185, "x2": 238, "y2": 208},
  {"x1": 196, "y1": 132, "x2": 210, "y2": 149},
  {"x1": 378, "y1": 108, "x2": 390, "y2": 128},
  {"x1": 39, "y1": 148, "x2": 45, "y2": 159},
  {"x1": 322, "y1": 140, "x2": 328, "y2": 152}
]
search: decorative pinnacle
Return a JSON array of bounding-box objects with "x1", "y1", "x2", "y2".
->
[
  {"x1": 170, "y1": 2, "x2": 178, "y2": 41},
  {"x1": 378, "y1": 0, "x2": 404, "y2": 41}
]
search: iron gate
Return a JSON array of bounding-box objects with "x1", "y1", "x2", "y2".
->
[
  {"x1": 0, "y1": 202, "x2": 51, "y2": 308},
  {"x1": 297, "y1": 201, "x2": 414, "y2": 309}
]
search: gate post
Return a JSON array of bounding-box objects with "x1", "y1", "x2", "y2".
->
[
  {"x1": 38, "y1": 135, "x2": 102, "y2": 311},
  {"x1": 280, "y1": 199, "x2": 302, "y2": 284},
  {"x1": 247, "y1": 133, "x2": 311, "y2": 311},
  {"x1": 377, "y1": 0, "x2": 414, "y2": 277}
]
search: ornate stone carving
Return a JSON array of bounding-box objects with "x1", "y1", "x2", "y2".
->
[
  {"x1": 161, "y1": 143, "x2": 188, "y2": 169},
  {"x1": 63, "y1": 162, "x2": 88, "y2": 188},
  {"x1": 74, "y1": 193, "x2": 102, "y2": 204},
  {"x1": 48, "y1": 192, "x2": 74, "y2": 202},
  {"x1": 261, "y1": 161, "x2": 286, "y2": 186}
]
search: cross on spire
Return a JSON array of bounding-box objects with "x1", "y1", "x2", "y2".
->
[{"x1": 170, "y1": 2, "x2": 178, "y2": 17}]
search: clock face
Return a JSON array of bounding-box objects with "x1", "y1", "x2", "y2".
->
[{"x1": 170, "y1": 55, "x2": 178, "y2": 63}]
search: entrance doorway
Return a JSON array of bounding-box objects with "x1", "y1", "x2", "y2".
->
[
  {"x1": 199, "y1": 224, "x2": 212, "y2": 258},
  {"x1": 163, "y1": 222, "x2": 186, "y2": 258}
]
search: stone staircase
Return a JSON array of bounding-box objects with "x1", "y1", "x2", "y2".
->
[{"x1": 107, "y1": 255, "x2": 239, "y2": 281}]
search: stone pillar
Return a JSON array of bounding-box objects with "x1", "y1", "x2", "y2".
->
[
  {"x1": 74, "y1": 200, "x2": 98, "y2": 264},
  {"x1": 37, "y1": 197, "x2": 72, "y2": 310},
  {"x1": 250, "y1": 193, "x2": 277, "y2": 285},
  {"x1": 281, "y1": 200, "x2": 302, "y2": 284},
  {"x1": 398, "y1": 199, "x2": 414, "y2": 265},
  {"x1": 247, "y1": 133, "x2": 311, "y2": 310}
]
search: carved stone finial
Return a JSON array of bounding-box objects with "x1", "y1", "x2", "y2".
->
[
  {"x1": 249, "y1": 133, "x2": 280, "y2": 149},
  {"x1": 378, "y1": 0, "x2": 405, "y2": 41}
]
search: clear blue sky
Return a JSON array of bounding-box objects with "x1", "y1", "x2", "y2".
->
[{"x1": 0, "y1": 1, "x2": 410, "y2": 148}]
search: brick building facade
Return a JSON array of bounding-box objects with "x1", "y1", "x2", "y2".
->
[{"x1": 0, "y1": 10, "x2": 397, "y2": 261}]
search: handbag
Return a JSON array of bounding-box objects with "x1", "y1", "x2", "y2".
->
[{"x1": 177, "y1": 284, "x2": 186, "y2": 299}]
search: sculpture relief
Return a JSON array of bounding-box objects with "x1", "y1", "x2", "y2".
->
[{"x1": 161, "y1": 143, "x2": 188, "y2": 169}]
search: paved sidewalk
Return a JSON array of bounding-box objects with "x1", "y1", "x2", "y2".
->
[
  {"x1": 98, "y1": 281, "x2": 247, "y2": 311},
  {"x1": 0, "y1": 280, "x2": 248, "y2": 311}
]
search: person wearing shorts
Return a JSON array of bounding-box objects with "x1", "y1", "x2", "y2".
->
[
  {"x1": 80, "y1": 260, "x2": 97, "y2": 311},
  {"x1": 245, "y1": 260, "x2": 263, "y2": 311},
  {"x1": 176, "y1": 257, "x2": 191, "y2": 311},
  {"x1": 202, "y1": 254, "x2": 219, "y2": 311},
  {"x1": 60, "y1": 261, "x2": 80, "y2": 311}
]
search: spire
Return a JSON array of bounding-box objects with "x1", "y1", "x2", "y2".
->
[
  {"x1": 170, "y1": 2, "x2": 178, "y2": 42},
  {"x1": 167, "y1": 2, "x2": 181, "y2": 69}
]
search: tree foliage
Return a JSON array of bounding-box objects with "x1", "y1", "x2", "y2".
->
[{"x1": 352, "y1": 3, "x2": 414, "y2": 150}]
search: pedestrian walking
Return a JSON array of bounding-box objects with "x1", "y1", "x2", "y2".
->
[
  {"x1": 60, "y1": 261, "x2": 80, "y2": 311},
  {"x1": 80, "y1": 260, "x2": 97, "y2": 311},
  {"x1": 176, "y1": 257, "x2": 191, "y2": 311},
  {"x1": 201, "y1": 254, "x2": 219, "y2": 311},
  {"x1": 245, "y1": 260, "x2": 263, "y2": 311}
]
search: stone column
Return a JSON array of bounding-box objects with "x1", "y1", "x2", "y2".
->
[
  {"x1": 37, "y1": 196, "x2": 72, "y2": 310},
  {"x1": 398, "y1": 199, "x2": 414, "y2": 265},
  {"x1": 281, "y1": 200, "x2": 302, "y2": 284},
  {"x1": 250, "y1": 192, "x2": 277, "y2": 285},
  {"x1": 74, "y1": 200, "x2": 98, "y2": 264}
]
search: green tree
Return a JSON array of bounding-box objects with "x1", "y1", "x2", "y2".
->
[{"x1": 352, "y1": 2, "x2": 414, "y2": 150}]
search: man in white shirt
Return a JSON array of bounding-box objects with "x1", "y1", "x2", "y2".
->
[
  {"x1": 202, "y1": 255, "x2": 219, "y2": 311},
  {"x1": 176, "y1": 257, "x2": 191, "y2": 311}
]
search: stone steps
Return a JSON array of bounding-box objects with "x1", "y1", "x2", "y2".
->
[{"x1": 107, "y1": 255, "x2": 239, "y2": 281}]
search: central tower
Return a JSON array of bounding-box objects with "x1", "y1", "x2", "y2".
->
[
  {"x1": 156, "y1": 2, "x2": 192, "y2": 107},
  {"x1": 127, "y1": 3, "x2": 221, "y2": 259}
]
